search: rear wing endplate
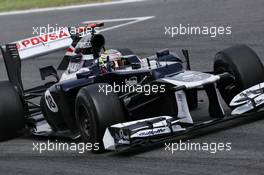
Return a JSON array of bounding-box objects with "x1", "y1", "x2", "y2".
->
[{"x1": 0, "y1": 44, "x2": 23, "y2": 92}]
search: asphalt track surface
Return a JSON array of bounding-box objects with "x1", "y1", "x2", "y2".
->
[{"x1": 0, "y1": 0, "x2": 264, "y2": 174}]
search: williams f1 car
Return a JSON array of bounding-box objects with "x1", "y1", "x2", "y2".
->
[{"x1": 0, "y1": 23, "x2": 264, "y2": 152}]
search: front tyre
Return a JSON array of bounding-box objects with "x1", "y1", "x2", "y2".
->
[
  {"x1": 75, "y1": 83, "x2": 125, "y2": 153},
  {"x1": 214, "y1": 45, "x2": 264, "y2": 105}
]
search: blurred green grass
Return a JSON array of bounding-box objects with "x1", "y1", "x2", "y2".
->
[{"x1": 0, "y1": 0, "x2": 109, "y2": 12}]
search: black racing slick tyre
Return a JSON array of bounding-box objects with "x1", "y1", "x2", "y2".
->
[
  {"x1": 75, "y1": 83, "x2": 125, "y2": 153},
  {"x1": 0, "y1": 81, "x2": 25, "y2": 140},
  {"x1": 214, "y1": 45, "x2": 264, "y2": 106}
]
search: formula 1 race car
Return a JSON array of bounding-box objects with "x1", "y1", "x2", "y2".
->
[{"x1": 1, "y1": 23, "x2": 264, "y2": 152}]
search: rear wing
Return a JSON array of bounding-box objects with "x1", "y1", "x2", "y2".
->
[
  {"x1": 14, "y1": 23, "x2": 103, "y2": 59},
  {"x1": 15, "y1": 27, "x2": 77, "y2": 60},
  {"x1": 0, "y1": 44, "x2": 23, "y2": 93},
  {"x1": 0, "y1": 23, "x2": 103, "y2": 92},
  {"x1": 0, "y1": 27, "x2": 74, "y2": 93}
]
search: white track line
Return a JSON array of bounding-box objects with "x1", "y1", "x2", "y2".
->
[
  {"x1": 82, "y1": 16, "x2": 154, "y2": 23},
  {"x1": 82, "y1": 16, "x2": 155, "y2": 32},
  {"x1": 0, "y1": 0, "x2": 147, "y2": 16},
  {"x1": 100, "y1": 16, "x2": 155, "y2": 32}
]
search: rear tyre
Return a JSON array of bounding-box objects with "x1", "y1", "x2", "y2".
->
[
  {"x1": 0, "y1": 81, "x2": 25, "y2": 140},
  {"x1": 214, "y1": 45, "x2": 264, "y2": 105},
  {"x1": 75, "y1": 83, "x2": 125, "y2": 153}
]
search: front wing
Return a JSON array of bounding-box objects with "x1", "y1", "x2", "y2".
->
[{"x1": 103, "y1": 111, "x2": 264, "y2": 151}]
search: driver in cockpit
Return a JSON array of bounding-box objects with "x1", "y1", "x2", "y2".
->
[{"x1": 59, "y1": 32, "x2": 124, "y2": 82}]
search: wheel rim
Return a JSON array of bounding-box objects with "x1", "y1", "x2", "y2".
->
[{"x1": 78, "y1": 104, "x2": 92, "y2": 140}]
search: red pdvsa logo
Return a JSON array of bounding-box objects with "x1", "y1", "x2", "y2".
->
[{"x1": 16, "y1": 30, "x2": 69, "y2": 50}]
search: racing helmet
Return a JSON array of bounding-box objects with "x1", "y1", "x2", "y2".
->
[{"x1": 99, "y1": 49, "x2": 124, "y2": 69}]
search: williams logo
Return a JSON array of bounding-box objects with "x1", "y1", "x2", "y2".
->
[
  {"x1": 45, "y1": 90, "x2": 58, "y2": 113},
  {"x1": 138, "y1": 128, "x2": 166, "y2": 137}
]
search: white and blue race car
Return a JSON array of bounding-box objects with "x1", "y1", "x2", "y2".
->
[{"x1": 0, "y1": 23, "x2": 264, "y2": 152}]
